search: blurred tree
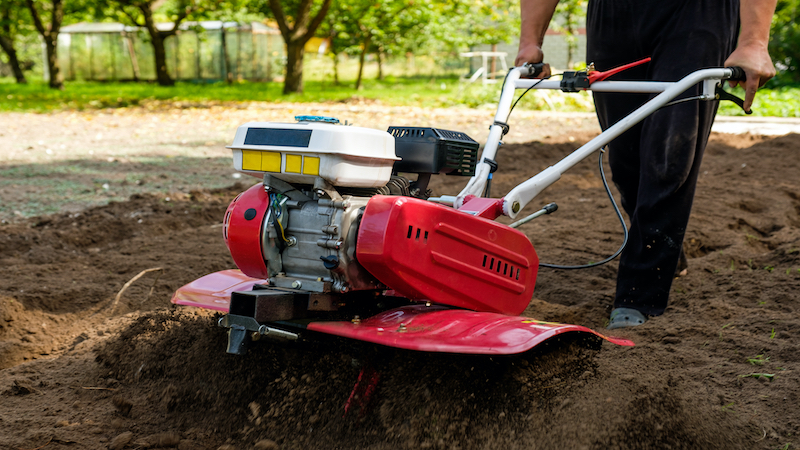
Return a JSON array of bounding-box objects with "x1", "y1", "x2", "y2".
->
[
  {"x1": 322, "y1": 0, "x2": 519, "y2": 88},
  {"x1": 769, "y1": 0, "x2": 799, "y2": 83},
  {"x1": 329, "y1": 0, "x2": 422, "y2": 89},
  {"x1": 551, "y1": 0, "x2": 585, "y2": 69},
  {"x1": 320, "y1": 12, "x2": 341, "y2": 84},
  {"x1": 99, "y1": 0, "x2": 205, "y2": 86},
  {"x1": 0, "y1": 0, "x2": 29, "y2": 83},
  {"x1": 363, "y1": 0, "x2": 436, "y2": 84},
  {"x1": 25, "y1": 0, "x2": 65, "y2": 88},
  {"x1": 254, "y1": 0, "x2": 331, "y2": 94}
]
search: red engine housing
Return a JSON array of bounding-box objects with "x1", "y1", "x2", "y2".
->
[{"x1": 356, "y1": 195, "x2": 539, "y2": 315}]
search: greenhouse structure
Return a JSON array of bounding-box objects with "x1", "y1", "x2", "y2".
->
[{"x1": 57, "y1": 21, "x2": 285, "y2": 82}]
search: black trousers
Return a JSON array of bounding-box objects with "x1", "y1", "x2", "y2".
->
[{"x1": 586, "y1": 0, "x2": 739, "y2": 315}]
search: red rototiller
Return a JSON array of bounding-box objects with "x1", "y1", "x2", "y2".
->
[{"x1": 172, "y1": 62, "x2": 747, "y2": 356}]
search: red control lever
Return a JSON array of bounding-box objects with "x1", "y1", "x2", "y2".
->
[{"x1": 588, "y1": 57, "x2": 652, "y2": 83}]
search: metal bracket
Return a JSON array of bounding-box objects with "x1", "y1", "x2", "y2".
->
[
  {"x1": 218, "y1": 314, "x2": 300, "y2": 355},
  {"x1": 560, "y1": 71, "x2": 591, "y2": 92}
]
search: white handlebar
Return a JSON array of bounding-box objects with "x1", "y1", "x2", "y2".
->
[{"x1": 457, "y1": 67, "x2": 737, "y2": 219}]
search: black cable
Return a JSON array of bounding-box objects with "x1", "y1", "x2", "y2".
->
[
  {"x1": 498, "y1": 70, "x2": 629, "y2": 270},
  {"x1": 662, "y1": 95, "x2": 704, "y2": 108},
  {"x1": 538, "y1": 148, "x2": 629, "y2": 269},
  {"x1": 509, "y1": 76, "x2": 548, "y2": 117}
]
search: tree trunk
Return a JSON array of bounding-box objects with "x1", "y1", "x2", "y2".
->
[
  {"x1": 377, "y1": 49, "x2": 383, "y2": 80},
  {"x1": 140, "y1": 4, "x2": 175, "y2": 87},
  {"x1": 0, "y1": 35, "x2": 27, "y2": 83},
  {"x1": 43, "y1": 34, "x2": 62, "y2": 89},
  {"x1": 24, "y1": 0, "x2": 63, "y2": 89},
  {"x1": 355, "y1": 34, "x2": 371, "y2": 90},
  {"x1": 268, "y1": 0, "x2": 332, "y2": 94},
  {"x1": 331, "y1": 50, "x2": 339, "y2": 85},
  {"x1": 151, "y1": 32, "x2": 174, "y2": 86},
  {"x1": 284, "y1": 40, "x2": 305, "y2": 94},
  {"x1": 566, "y1": 20, "x2": 575, "y2": 69},
  {"x1": 221, "y1": 28, "x2": 232, "y2": 84},
  {"x1": 490, "y1": 43, "x2": 497, "y2": 79}
]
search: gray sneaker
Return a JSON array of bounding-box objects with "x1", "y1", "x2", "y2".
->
[{"x1": 607, "y1": 308, "x2": 647, "y2": 330}]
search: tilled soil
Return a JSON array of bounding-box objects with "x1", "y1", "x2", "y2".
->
[{"x1": 0, "y1": 108, "x2": 798, "y2": 450}]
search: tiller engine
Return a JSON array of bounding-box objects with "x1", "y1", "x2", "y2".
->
[{"x1": 173, "y1": 63, "x2": 748, "y2": 355}]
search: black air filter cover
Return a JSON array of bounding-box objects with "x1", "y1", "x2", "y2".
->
[{"x1": 388, "y1": 127, "x2": 479, "y2": 176}]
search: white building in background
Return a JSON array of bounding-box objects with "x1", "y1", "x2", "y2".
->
[
  {"x1": 469, "y1": 28, "x2": 588, "y2": 77},
  {"x1": 57, "y1": 21, "x2": 284, "y2": 83}
]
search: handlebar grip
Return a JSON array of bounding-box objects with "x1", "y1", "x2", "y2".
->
[
  {"x1": 521, "y1": 62, "x2": 545, "y2": 78},
  {"x1": 727, "y1": 66, "x2": 746, "y2": 82}
]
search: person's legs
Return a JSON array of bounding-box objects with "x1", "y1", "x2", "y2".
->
[{"x1": 587, "y1": 0, "x2": 739, "y2": 320}]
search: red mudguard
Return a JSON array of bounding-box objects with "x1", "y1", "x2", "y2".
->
[
  {"x1": 356, "y1": 195, "x2": 538, "y2": 316},
  {"x1": 171, "y1": 269, "x2": 267, "y2": 312},
  {"x1": 171, "y1": 270, "x2": 634, "y2": 354},
  {"x1": 308, "y1": 305, "x2": 634, "y2": 354}
]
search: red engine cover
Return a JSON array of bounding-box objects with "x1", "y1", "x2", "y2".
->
[
  {"x1": 356, "y1": 196, "x2": 539, "y2": 315},
  {"x1": 223, "y1": 183, "x2": 269, "y2": 279}
]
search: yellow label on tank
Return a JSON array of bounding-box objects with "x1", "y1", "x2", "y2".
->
[
  {"x1": 303, "y1": 156, "x2": 320, "y2": 175},
  {"x1": 242, "y1": 150, "x2": 261, "y2": 171},
  {"x1": 261, "y1": 152, "x2": 282, "y2": 172},
  {"x1": 285, "y1": 154, "x2": 302, "y2": 173}
]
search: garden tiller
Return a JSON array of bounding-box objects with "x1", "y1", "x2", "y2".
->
[{"x1": 172, "y1": 62, "x2": 747, "y2": 356}]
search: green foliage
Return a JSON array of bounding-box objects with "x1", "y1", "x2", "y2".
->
[
  {"x1": 769, "y1": 0, "x2": 800, "y2": 83},
  {"x1": 717, "y1": 84, "x2": 800, "y2": 117},
  {"x1": 0, "y1": 0, "x2": 30, "y2": 36},
  {"x1": 326, "y1": 0, "x2": 432, "y2": 62},
  {"x1": 317, "y1": 0, "x2": 519, "y2": 89},
  {"x1": 430, "y1": 0, "x2": 520, "y2": 49},
  {"x1": 552, "y1": 0, "x2": 586, "y2": 69}
]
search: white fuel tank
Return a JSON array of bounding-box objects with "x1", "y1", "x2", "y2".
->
[{"x1": 228, "y1": 118, "x2": 399, "y2": 188}]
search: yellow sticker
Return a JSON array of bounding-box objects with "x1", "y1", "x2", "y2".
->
[
  {"x1": 242, "y1": 150, "x2": 261, "y2": 171},
  {"x1": 261, "y1": 152, "x2": 281, "y2": 172},
  {"x1": 303, "y1": 156, "x2": 320, "y2": 175},
  {"x1": 285, "y1": 154, "x2": 302, "y2": 173}
]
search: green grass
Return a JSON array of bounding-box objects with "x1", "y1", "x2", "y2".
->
[
  {"x1": 0, "y1": 74, "x2": 598, "y2": 113},
  {"x1": 746, "y1": 354, "x2": 770, "y2": 366},
  {"x1": 0, "y1": 76, "x2": 470, "y2": 112},
  {"x1": 3, "y1": 60, "x2": 800, "y2": 115}
]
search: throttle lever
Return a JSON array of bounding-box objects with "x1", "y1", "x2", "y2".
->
[
  {"x1": 587, "y1": 57, "x2": 652, "y2": 83},
  {"x1": 715, "y1": 85, "x2": 752, "y2": 115}
]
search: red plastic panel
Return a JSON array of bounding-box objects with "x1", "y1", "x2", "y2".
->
[
  {"x1": 457, "y1": 195, "x2": 505, "y2": 220},
  {"x1": 356, "y1": 196, "x2": 539, "y2": 315},
  {"x1": 171, "y1": 269, "x2": 266, "y2": 312},
  {"x1": 308, "y1": 305, "x2": 634, "y2": 355},
  {"x1": 224, "y1": 183, "x2": 269, "y2": 279}
]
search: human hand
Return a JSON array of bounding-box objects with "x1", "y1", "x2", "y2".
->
[
  {"x1": 724, "y1": 43, "x2": 776, "y2": 112},
  {"x1": 515, "y1": 43, "x2": 551, "y2": 78}
]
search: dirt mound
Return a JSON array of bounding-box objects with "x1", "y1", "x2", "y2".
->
[
  {"x1": 1, "y1": 132, "x2": 798, "y2": 450},
  {"x1": 94, "y1": 309, "x2": 605, "y2": 449}
]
